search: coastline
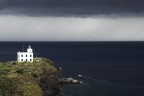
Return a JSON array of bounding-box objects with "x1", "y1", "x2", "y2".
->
[{"x1": 0, "y1": 58, "x2": 81, "y2": 96}]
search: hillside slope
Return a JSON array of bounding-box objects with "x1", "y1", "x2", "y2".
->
[{"x1": 0, "y1": 58, "x2": 59, "y2": 96}]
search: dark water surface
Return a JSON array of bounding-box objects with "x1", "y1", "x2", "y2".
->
[{"x1": 0, "y1": 42, "x2": 144, "y2": 96}]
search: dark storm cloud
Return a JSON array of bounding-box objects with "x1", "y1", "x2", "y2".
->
[
  {"x1": 7, "y1": 0, "x2": 144, "y2": 8},
  {"x1": 0, "y1": 0, "x2": 144, "y2": 41},
  {"x1": 0, "y1": 0, "x2": 6, "y2": 9},
  {"x1": 0, "y1": 0, "x2": 144, "y2": 16}
]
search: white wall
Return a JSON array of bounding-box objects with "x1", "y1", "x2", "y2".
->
[{"x1": 17, "y1": 52, "x2": 33, "y2": 62}]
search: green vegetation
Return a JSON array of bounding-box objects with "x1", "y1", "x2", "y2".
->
[{"x1": 0, "y1": 58, "x2": 59, "y2": 96}]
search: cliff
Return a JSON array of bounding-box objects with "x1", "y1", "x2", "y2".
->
[{"x1": 0, "y1": 58, "x2": 59, "y2": 96}]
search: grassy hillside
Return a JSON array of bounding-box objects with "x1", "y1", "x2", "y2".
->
[{"x1": 0, "y1": 58, "x2": 59, "y2": 96}]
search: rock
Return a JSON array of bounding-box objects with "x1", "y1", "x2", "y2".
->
[{"x1": 58, "y1": 77, "x2": 81, "y2": 84}]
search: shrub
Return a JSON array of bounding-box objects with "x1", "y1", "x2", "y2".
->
[
  {"x1": 0, "y1": 76, "x2": 15, "y2": 96},
  {"x1": 16, "y1": 68, "x2": 24, "y2": 74},
  {"x1": 32, "y1": 72, "x2": 38, "y2": 78}
]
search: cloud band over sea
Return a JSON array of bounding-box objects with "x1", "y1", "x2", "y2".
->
[{"x1": 0, "y1": 0, "x2": 144, "y2": 41}]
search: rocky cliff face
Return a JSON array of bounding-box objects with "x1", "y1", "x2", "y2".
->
[{"x1": 0, "y1": 58, "x2": 59, "y2": 96}]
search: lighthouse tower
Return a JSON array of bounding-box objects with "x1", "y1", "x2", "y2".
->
[
  {"x1": 27, "y1": 45, "x2": 33, "y2": 53},
  {"x1": 17, "y1": 45, "x2": 34, "y2": 62}
]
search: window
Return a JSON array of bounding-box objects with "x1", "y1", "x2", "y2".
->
[
  {"x1": 30, "y1": 59, "x2": 32, "y2": 61},
  {"x1": 26, "y1": 59, "x2": 27, "y2": 61},
  {"x1": 21, "y1": 55, "x2": 23, "y2": 57},
  {"x1": 21, "y1": 59, "x2": 23, "y2": 61},
  {"x1": 26, "y1": 55, "x2": 27, "y2": 57},
  {"x1": 30, "y1": 55, "x2": 32, "y2": 57}
]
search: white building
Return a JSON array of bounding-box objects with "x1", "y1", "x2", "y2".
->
[{"x1": 17, "y1": 45, "x2": 33, "y2": 62}]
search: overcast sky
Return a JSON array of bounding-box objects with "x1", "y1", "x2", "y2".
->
[{"x1": 0, "y1": 0, "x2": 144, "y2": 41}]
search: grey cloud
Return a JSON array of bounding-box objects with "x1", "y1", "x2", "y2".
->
[
  {"x1": 7, "y1": 0, "x2": 144, "y2": 8},
  {"x1": 0, "y1": 0, "x2": 6, "y2": 9},
  {"x1": 0, "y1": 15, "x2": 144, "y2": 41},
  {"x1": 0, "y1": 0, "x2": 144, "y2": 41},
  {"x1": 0, "y1": 0, "x2": 144, "y2": 16}
]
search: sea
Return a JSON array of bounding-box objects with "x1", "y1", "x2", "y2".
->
[{"x1": 0, "y1": 42, "x2": 144, "y2": 96}]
